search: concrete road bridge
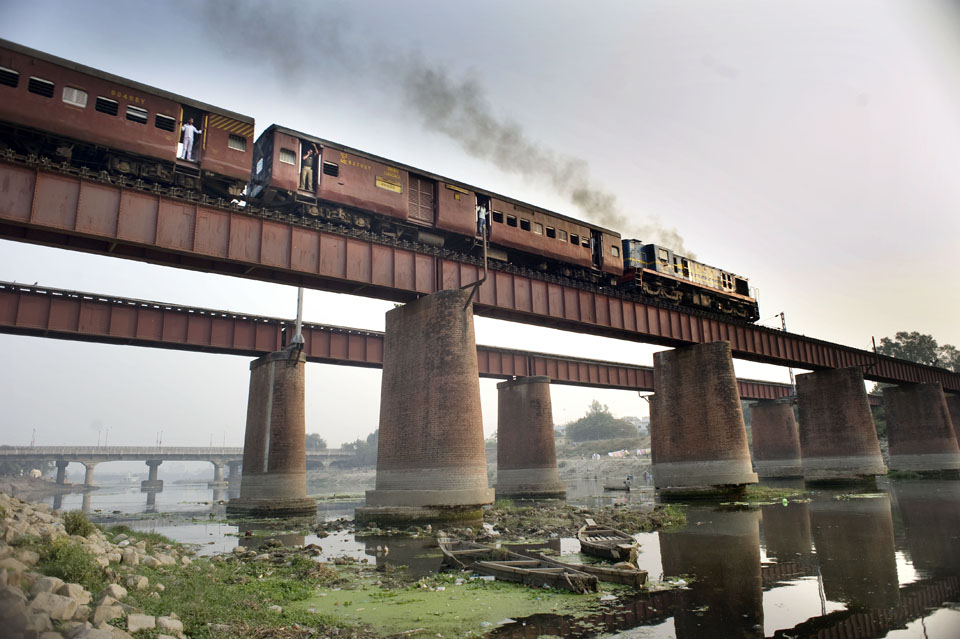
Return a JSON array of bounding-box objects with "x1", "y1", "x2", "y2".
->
[{"x1": 0, "y1": 446, "x2": 354, "y2": 489}]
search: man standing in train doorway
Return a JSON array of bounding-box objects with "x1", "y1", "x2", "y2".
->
[
  {"x1": 180, "y1": 117, "x2": 202, "y2": 161},
  {"x1": 300, "y1": 142, "x2": 320, "y2": 190}
]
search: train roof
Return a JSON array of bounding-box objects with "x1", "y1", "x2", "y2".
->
[
  {"x1": 260, "y1": 123, "x2": 622, "y2": 236},
  {"x1": 0, "y1": 39, "x2": 254, "y2": 125}
]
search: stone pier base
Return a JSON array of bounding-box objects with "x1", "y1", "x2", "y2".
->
[
  {"x1": 884, "y1": 382, "x2": 960, "y2": 473},
  {"x1": 357, "y1": 289, "x2": 493, "y2": 524},
  {"x1": 228, "y1": 350, "x2": 315, "y2": 516},
  {"x1": 651, "y1": 341, "x2": 757, "y2": 498},
  {"x1": 140, "y1": 460, "x2": 162, "y2": 492},
  {"x1": 751, "y1": 400, "x2": 803, "y2": 478},
  {"x1": 945, "y1": 394, "x2": 960, "y2": 445},
  {"x1": 796, "y1": 367, "x2": 886, "y2": 482},
  {"x1": 495, "y1": 376, "x2": 566, "y2": 499}
]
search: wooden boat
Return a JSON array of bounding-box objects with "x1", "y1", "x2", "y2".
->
[
  {"x1": 577, "y1": 518, "x2": 638, "y2": 561},
  {"x1": 438, "y1": 538, "x2": 598, "y2": 594},
  {"x1": 603, "y1": 482, "x2": 631, "y2": 492},
  {"x1": 527, "y1": 552, "x2": 647, "y2": 587}
]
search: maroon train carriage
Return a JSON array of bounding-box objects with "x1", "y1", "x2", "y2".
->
[
  {"x1": 249, "y1": 124, "x2": 625, "y2": 283},
  {"x1": 0, "y1": 39, "x2": 253, "y2": 198}
]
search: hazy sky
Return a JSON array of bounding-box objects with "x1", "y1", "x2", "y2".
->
[{"x1": 2, "y1": 1, "x2": 958, "y2": 451}]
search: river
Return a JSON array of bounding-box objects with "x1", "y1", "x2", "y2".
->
[{"x1": 41, "y1": 477, "x2": 960, "y2": 638}]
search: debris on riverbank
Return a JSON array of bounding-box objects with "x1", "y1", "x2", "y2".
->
[{"x1": 1, "y1": 491, "x2": 685, "y2": 638}]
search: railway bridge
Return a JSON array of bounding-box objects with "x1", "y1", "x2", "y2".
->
[{"x1": 2, "y1": 160, "x2": 959, "y2": 517}]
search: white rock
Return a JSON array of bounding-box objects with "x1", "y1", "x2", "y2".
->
[
  {"x1": 231, "y1": 546, "x2": 245, "y2": 554},
  {"x1": 106, "y1": 552, "x2": 122, "y2": 564},
  {"x1": 58, "y1": 582, "x2": 92, "y2": 604},
  {"x1": 16, "y1": 549, "x2": 40, "y2": 566},
  {"x1": 97, "y1": 584, "x2": 128, "y2": 601},
  {"x1": 156, "y1": 615, "x2": 183, "y2": 633},
  {"x1": 72, "y1": 602, "x2": 91, "y2": 621},
  {"x1": 127, "y1": 613, "x2": 156, "y2": 632},
  {"x1": 153, "y1": 553, "x2": 176, "y2": 566},
  {"x1": 0, "y1": 557, "x2": 28, "y2": 574},
  {"x1": 121, "y1": 548, "x2": 139, "y2": 566},
  {"x1": 31, "y1": 576, "x2": 66, "y2": 597},
  {"x1": 91, "y1": 601, "x2": 124, "y2": 625},
  {"x1": 179, "y1": 555, "x2": 191, "y2": 565},
  {"x1": 29, "y1": 591, "x2": 80, "y2": 621},
  {"x1": 140, "y1": 556, "x2": 161, "y2": 568},
  {"x1": 268, "y1": 604, "x2": 283, "y2": 613},
  {"x1": 154, "y1": 583, "x2": 165, "y2": 592},
  {"x1": 125, "y1": 575, "x2": 149, "y2": 591}
]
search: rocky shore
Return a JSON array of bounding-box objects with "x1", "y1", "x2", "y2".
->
[{"x1": 1, "y1": 491, "x2": 189, "y2": 639}]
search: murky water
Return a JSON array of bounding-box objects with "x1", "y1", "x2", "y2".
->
[{"x1": 43, "y1": 477, "x2": 960, "y2": 638}]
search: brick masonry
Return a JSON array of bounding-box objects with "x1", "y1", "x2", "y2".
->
[
  {"x1": 795, "y1": 367, "x2": 886, "y2": 481},
  {"x1": 750, "y1": 400, "x2": 802, "y2": 478},
  {"x1": 495, "y1": 376, "x2": 566, "y2": 498},
  {"x1": 229, "y1": 350, "x2": 315, "y2": 515},
  {"x1": 651, "y1": 341, "x2": 757, "y2": 493},
  {"x1": 945, "y1": 394, "x2": 960, "y2": 445},
  {"x1": 361, "y1": 289, "x2": 494, "y2": 514},
  {"x1": 883, "y1": 382, "x2": 960, "y2": 472}
]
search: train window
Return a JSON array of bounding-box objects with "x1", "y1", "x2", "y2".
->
[
  {"x1": 279, "y1": 148, "x2": 297, "y2": 165},
  {"x1": 520, "y1": 218, "x2": 531, "y2": 231},
  {"x1": 570, "y1": 234, "x2": 579, "y2": 245},
  {"x1": 154, "y1": 114, "x2": 176, "y2": 132},
  {"x1": 0, "y1": 66, "x2": 18, "y2": 88},
  {"x1": 322, "y1": 161, "x2": 339, "y2": 177},
  {"x1": 506, "y1": 214, "x2": 517, "y2": 227},
  {"x1": 559, "y1": 229, "x2": 568, "y2": 241},
  {"x1": 125, "y1": 105, "x2": 148, "y2": 124},
  {"x1": 534, "y1": 222, "x2": 543, "y2": 235},
  {"x1": 227, "y1": 134, "x2": 247, "y2": 152},
  {"x1": 546, "y1": 226, "x2": 556, "y2": 238},
  {"x1": 61, "y1": 87, "x2": 87, "y2": 108},
  {"x1": 28, "y1": 77, "x2": 54, "y2": 98},
  {"x1": 492, "y1": 211, "x2": 504, "y2": 224},
  {"x1": 582, "y1": 238, "x2": 591, "y2": 248},
  {"x1": 611, "y1": 245, "x2": 620, "y2": 258},
  {"x1": 95, "y1": 96, "x2": 118, "y2": 116}
]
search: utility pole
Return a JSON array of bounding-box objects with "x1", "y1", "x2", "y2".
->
[{"x1": 781, "y1": 312, "x2": 796, "y2": 394}]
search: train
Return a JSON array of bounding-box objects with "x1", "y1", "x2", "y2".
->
[{"x1": 0, "y1": 38, "x2": 759, "y2": 322}]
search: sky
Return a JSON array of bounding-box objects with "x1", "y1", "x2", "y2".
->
[{"x1": 1, "y1": 0, "x2": 959, "y2": 451}]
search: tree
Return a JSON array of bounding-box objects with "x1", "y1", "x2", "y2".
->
[
  {"x1": 565, "y1": 401, "x2": 637, "y2": 442},
  {"x1": 876, "y1": 331, "x2": 960, "y2": 371},
  {"x1": 304, "y1": 433, "x2": 327, "y2": 450},
  {"x1": 339, "y1": 429, "x2": 379, "y2": 467}
]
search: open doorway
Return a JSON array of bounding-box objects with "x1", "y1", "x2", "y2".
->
[
  {"x1": 299, "y1": 139, "x2": 320, "y2": 191},
  {"x1": 178, "y1": 106, "x2": 204, "y2": 162}
]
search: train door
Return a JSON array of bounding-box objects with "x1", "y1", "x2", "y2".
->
[
  {"x1": 408, "y1": 173, "x2": 436, "y2": 225},
  {"x1": 590, "y1": 230, "x2": 604, "y2": 269},
  {"x1": 177, "y1": 105, "x2": 205, "y2": 163}
]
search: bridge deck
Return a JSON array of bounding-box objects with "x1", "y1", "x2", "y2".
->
[
  {"x1": 0, "y1": 280, "x2": 807, "y2": 400},
  {"x1": 1, "y1": 161, "x2": 954, "y2": 390}
]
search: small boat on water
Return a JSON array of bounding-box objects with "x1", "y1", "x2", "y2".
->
[
  {"x1": 577, "y1": 518, "x2": 638, "y2": 561},
  {"x1": 438, "y1": 538, "x2": 599, "y2": 594},
  {"x1": 602, "y1": 482, "x2": 631, "y2": 492}
]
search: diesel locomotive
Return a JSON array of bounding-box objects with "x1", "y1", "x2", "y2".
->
[{"x1": 0, "y1": 39, "x2": 759, "y2": 321}]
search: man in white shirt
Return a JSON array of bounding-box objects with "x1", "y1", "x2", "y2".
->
[{"x1": 180, "y1": 118, "x2": 202, "y2": 161}]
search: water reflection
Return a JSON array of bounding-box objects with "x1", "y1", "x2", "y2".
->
[
  {"x1": 809, "y1": 495, "x2": 901, "y2": 609},
  {"x1": 891, "y1": 481, "x2": 960, "y2": 579},
  {"x1": 33, "y1": 477, "x2": 960, "y2": 638},
  {"x1": 660, "y1": 507, "x2": 764, "y2": 639}
]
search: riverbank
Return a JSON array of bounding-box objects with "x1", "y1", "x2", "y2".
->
[{"x1": 1, "y1": 489, "x2": 682, "y2": 638}]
